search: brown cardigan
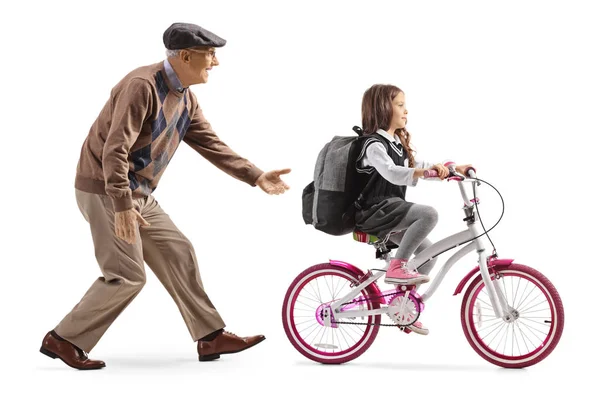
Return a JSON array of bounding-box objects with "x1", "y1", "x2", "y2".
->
[{"x1": 74, "y1": 61, "x2": 263, "y2": 211}]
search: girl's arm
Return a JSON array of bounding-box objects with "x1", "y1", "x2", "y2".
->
[{"x1": 359, "y1": 142, "x2": 429, "y2": 186}]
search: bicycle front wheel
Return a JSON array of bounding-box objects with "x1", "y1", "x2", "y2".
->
[{"x1": 461, "y1": 264, "x2": 564, "y2": 368}]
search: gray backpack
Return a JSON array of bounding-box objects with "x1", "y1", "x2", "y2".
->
[{"x1": 302, "y1": 127, "x2": 389, "y2": 236}]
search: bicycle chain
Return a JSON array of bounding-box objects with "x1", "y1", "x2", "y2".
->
[{"x1": 333, "y1": 289, "x2": 420, "y2": 327}]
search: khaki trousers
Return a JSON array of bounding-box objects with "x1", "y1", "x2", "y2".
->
[{"x1": 54, "y1": 189, "x2": 225, "y2": 352}]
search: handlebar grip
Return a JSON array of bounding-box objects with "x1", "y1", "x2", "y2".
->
[
  {"x1": 466, "y1": 167, "x2": 477, "y2": 178},
  {"x1": 423, "y1": 169, "x2": 439, "y2": 178}
]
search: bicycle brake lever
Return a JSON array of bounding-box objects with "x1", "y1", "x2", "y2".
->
[{"x1": 447, "y1": 171, "x2": 464, "y2": 181}]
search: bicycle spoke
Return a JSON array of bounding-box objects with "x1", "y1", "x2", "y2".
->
[
  {"x1": 332, "y1": 276, "x2": 345, "y2": 300},
  {"x1": 294, "y1": 319, "x2": 317, "y2": 326},
  {"x1": 337, "y1": 324, "x2": 351, "y2": 350},
  {"x1": 298, "y1": 321, "x2": 321, "y2": 336},
  {"x1": 293, "y1": 308, "x2": 315, "y2": 313},
  {"x1": 475, "y1": 296, "x2": 493, "y2": 309},
  {"x1": 503, "y1": 278, "x2": 511, "y2": 308},
  {"x1": 519, "y1": 298, "x2": 549, "y2": 315},
  {"x1": 515, "y1": 321, "x2": 537, "y2": 353},
  {"x1": 515, "y1": 284, "x2": 537, "y2": 311},
  {"x1": 513, "y1": 323, "x2": 522, "y2": 356},
  {"x1": 480, "y1": 319, "x2": 506, "y2": 342},
  {"x1": 338, "y1": 324, "x2": 358, "y2": 341},
  {"x1": 512, "y1": 276, "x2": 522, "y2": 307},
  {"x1": 519, "y1": 318, "x2": 552, "y2": 328},
  {"x1": 316, "y1": 325, "x2": 328, "y2": 345},
  {"x1": 517, "y1": 318, "x2": 550, "y2": 337},
  {"x1": 479, "y1": 316, "x2": 502, "y2": 324},
  {"x1": 345, "y1": 323, "x2": 366, "y2": 336},
  {"x1": 498, "y1": 323, "x2": 509, "y2": 354},
  {"x1": 298, "y1": 292, "x2": 321, "y2": 304},
  {"x1": 309, "y1": 280, "x2": 323, "y2": 304},
  {"x1": 294, "y1": 299, "x2": 317, "y2": 310}
]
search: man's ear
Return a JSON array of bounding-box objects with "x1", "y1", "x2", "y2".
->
[{"x1": 180, "y1": 50, "x2": 191, "y2": 63}]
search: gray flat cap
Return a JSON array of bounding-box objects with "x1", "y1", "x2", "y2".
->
[{"x1": 163, "y1": 23, "x2": 226, "y2": 49}]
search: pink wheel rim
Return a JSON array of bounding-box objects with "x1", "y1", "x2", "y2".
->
[
  {"x1": 465, "y1": 268, "x2": 560, "y2": 365},
  {"x1": 287, "y1": 269, "x2": 377, "y2": 359}
]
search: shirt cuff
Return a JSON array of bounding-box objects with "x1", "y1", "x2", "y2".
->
[
  {"x1": 246, "y1": 165, "x2": 265, "y2": 186},
  {"x1": 111, "y1": 196, "x2": 133, "y2": 212}
]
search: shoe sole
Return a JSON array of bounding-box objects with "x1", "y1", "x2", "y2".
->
[
  {"x1": 198, "y1": 336, "x2": 266, "y2": 362},
  {"x1": 39, "y1": 346, "x2": 105, "y2": 370},
  {"x1": 407, "y1": 328, "x2": 429, "y2": 335},
  {"x1": 400, "y1": 326, "x2": 429, "y2": 335}
]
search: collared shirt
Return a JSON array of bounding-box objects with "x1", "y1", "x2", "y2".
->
[
  {"x1": 360, "y1": 128, "x2": 433, "y2": 187},
  {"x1": 163, "y1": 59, "x2": 185, "y2": 92}
]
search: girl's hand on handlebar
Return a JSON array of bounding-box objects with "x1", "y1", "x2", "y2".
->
[{"x1": 432, "y1": 163, "x2": 450, "y2": 179}]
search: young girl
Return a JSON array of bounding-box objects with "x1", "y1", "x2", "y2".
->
[{"x1": 354, "y1": 84, "x2": 472, "y2": 334}]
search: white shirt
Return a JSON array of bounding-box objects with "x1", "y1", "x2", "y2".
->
[{"x1": 358, "y1": 129, "x2": 434, "y2": 187}]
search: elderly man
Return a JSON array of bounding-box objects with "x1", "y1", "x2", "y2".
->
[{"x1": 39, "y1": 23, "x2": 290, "y2": 370}]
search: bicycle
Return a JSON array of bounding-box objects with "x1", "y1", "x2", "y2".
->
[{"x1": 282, "y1": 165, "x2": 564, "y2": 368}]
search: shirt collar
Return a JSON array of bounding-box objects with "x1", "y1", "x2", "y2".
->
[
  {"x1": 163, "y1": 59, "x2": 185, "y2": 93},
  {"x1": 376, "y1": 128, "x2": 402, "y2": 145}
]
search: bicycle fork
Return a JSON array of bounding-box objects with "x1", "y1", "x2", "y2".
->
[{"x1": 477, "y1": 248, "x2": 513, "y2": 321}]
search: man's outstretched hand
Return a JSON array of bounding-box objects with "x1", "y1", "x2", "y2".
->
[{"x1": 255, "y1": 168, "x2": 291, "y2": 195}]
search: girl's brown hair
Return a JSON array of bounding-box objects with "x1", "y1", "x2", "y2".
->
[{"x1": 361, "y1": 84, "x2": 416, "y2": 167}]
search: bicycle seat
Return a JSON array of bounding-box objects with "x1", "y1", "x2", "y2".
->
[
  {"x1": 353, "y1": 230, "x2": 399, "y2": 251},
  {"x1": 353, "y1": 230, "x2": 380, "y2": 244}
]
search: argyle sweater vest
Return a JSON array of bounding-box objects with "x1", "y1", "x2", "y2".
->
[{"x1": 361, "y1": 137, "x2": 409, "y2": 208}]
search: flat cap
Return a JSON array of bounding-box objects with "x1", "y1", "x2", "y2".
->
[{"x1": 163, "y1": 22, "x2": 226, "y2": 50}]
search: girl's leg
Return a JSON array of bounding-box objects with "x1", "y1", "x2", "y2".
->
[
  {"x1": 386, "y1": 219, "x2": 437, "y2": 336},
  {"x1": 388, "y1": 233, "x2": 437, "y2": 275},
  {"x1": 387, "y1": 204, "x2": 438, "y2": 261},
  {"x1": 384, "y1": 204, "x2": 438, "y2": 286}
]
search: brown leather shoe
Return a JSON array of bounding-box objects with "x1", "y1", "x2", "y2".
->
[
  {"x1": 197, "y1": 331, "x2": 266, "y2": 361},
  {"x1": 40, "y1": 331, "x2": 106, "y2": 370}
]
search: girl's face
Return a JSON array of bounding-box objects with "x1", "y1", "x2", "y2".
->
[{"x1": 389, "y1": 92, "x2": 408, "y2": 132}]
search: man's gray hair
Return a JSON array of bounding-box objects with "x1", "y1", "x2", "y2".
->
[{"x1": 165, "y1": 49, "x2": 182, "y2": 58}]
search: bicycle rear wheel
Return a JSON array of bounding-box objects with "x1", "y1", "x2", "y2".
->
[{"x1": 282, "y1": 263, "x2": 381, "y2": 364}]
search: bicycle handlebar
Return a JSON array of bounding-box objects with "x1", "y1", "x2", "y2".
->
[
  {"x1": 465, "y1": 167, "x2": 477, "y2": 179},
  {"x1": 423, "y1": 165, "x2": 477, "y2": 180},
  {"x1": 423, "y1": 164, "x2": 479, "y2": 207}
]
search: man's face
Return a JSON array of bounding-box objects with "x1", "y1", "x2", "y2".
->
[{"x1": 181, "y1": 47, "x2": 219, "y2": 85}]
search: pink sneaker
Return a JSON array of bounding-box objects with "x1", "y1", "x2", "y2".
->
[{"x1": 384, "y1": 258, "x2": 430, "y2": 285}]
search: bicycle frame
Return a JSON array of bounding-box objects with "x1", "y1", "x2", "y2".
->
[{"x1": 329, "y1": 177, "x2": 512, "y2": 323}]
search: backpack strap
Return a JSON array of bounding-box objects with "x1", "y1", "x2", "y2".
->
[{"x1": 348, "y1": 127, "x2": 391, "y2": 211}]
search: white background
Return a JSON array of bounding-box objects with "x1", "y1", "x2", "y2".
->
[{"x1": 1, "y1": 0, "x2": 598, "y2": 398}]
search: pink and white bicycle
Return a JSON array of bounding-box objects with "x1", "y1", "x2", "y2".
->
[{"x1": 282, "y1": 166, "x2": 564, "y2": 368}]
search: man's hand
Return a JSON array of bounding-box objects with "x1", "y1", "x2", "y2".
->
[
  {"x1": 114, "y1": 208, "x2": 150, "y2": 244},
  {"x1": 255, "y1": 168, "x2": 291, "y2": 195}
]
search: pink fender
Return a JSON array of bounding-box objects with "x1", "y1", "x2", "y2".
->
[
  {"x1": 453, "y1": 258, "x2": 514, "y2": 296},
  {"x1": 329, "y1": 259, "x2": 385, "y2": 304}
]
